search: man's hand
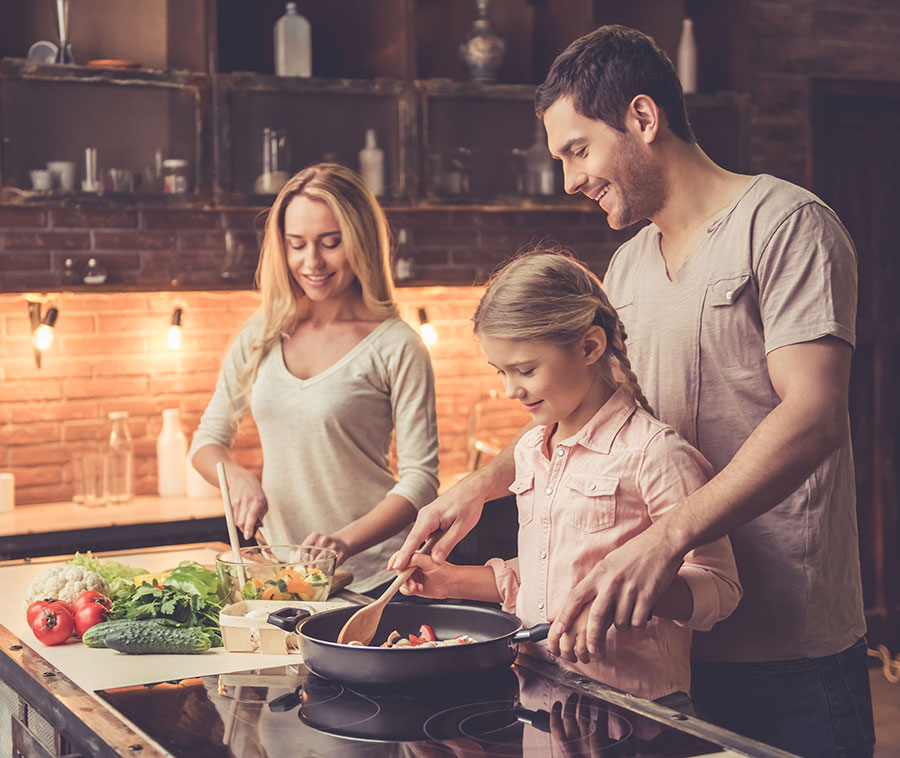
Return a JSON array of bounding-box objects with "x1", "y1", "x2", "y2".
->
[
  {"x1": 548, "y1": 525, "x2": 683, "y2": 656},
  {"x1": 224, "y1": 463, "x2": 268, "y2": 540},
  {"x1": 389, "y1": 482, "x2": 486, "y2": 569}
]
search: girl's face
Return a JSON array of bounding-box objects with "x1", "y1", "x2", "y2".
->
[
  {"x1": 283, "y1": 195, "x2": 357, "y2": 304},
  {"x1": 479, "y1": 332, "x2": 609, "y2": 440}
]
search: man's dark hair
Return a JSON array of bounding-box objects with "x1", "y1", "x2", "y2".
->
[{"x1": 535, "y1": 25, "x2": 695, "y2": 143}]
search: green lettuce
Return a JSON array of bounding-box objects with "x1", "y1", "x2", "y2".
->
[{"x1": 67, "y1": 551, "x2": 147, "y2": 598}]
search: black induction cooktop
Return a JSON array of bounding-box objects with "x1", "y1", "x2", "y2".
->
[{"x1": 96, "y1": 655, "x2": 786, "y2": 758}]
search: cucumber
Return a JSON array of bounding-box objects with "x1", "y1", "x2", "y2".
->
[
  {"x1": 82, "y1": 619, "x2": 169, "y2": 649},
  {"x1": 103, "y1": 623, "x2": 211, "y2": 655}
]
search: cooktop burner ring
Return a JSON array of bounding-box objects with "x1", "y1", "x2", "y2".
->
[{"x1": 423, "y1": 699, "x2": 634, "y2": 752}]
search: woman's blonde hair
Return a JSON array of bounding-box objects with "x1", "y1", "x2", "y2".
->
[
  {"x1": 232, "y1": 163, "x2": 397, "y2": 420},
  {"x1": 473, "y1": 249, "x2": 654, "y2": 415}
]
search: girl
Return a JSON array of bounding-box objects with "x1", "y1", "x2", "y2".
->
[
  {"x1": 190, "y1": 164, "x2": 440, "y2": 593},
  {"x1": 400, "y1": 251, "x2": 741, "y2": 702}
]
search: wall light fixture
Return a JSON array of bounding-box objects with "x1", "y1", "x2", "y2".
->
[
  {"x1": 27, "y1": 299, "x2": 59, "y2": 368},
  {"x1": 418, "y1": 307, "x2": 437, "y2": 347},
  {"x1": 168, "y1": 307, "x2": 183, "y2": 350}
]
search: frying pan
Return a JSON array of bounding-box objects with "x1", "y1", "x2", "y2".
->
[{"x1": 268, "y1": 602, "x2": 551, "y2": 686}]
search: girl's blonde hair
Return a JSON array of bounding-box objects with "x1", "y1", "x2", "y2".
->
[
  {"x1": 473, "y1": 250, "x2": 654, "y2": 416},
  {"x1": 233, "y1": 163, "x2": 397, "y2": 420}
]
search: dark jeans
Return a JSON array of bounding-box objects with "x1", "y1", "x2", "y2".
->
[{"x1": 691, "y1": 638, "x2": 876, "y2": 758}]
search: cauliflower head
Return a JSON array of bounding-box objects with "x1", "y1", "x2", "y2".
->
[{"x1": 25, "y1": 565, "x2": 109, "y2": 609}]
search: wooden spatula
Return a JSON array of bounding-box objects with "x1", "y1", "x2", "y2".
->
[{"x1": 336, "y1": 535, "x2": 438, "y2": 646}]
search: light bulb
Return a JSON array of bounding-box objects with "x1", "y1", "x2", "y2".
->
[
  {"x1": 420, "y1": 323, "x2": 437, "y2": 347},
  {"x1": 167, "y1": 324, "x2": 182, "y2": 350},
  {"x1": 168, "y1": 307, "x2": 183, "y2": 350},
  {"x1": 417, "y1": 307, "x2": 437, "y2": 347},
  {"x1": 31, "y1": 306, "x2": 58, "y2": 351},
  {"x1": 32, "y1": 323, "x2": 54, "y2": 351}
]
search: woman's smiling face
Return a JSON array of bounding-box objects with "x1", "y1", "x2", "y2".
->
[{"x1": 283, "y1": 195, "x2": 357, "y2": 303}]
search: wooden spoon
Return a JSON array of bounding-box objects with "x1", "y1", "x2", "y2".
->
[{"x1": 336, "y1": 535, "x2": 438, "y2": 646}]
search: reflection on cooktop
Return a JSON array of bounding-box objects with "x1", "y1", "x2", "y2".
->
[{"x1": 96, "y1": 662, "x2": 734, "y2": 758}]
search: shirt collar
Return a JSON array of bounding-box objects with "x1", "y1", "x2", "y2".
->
[{"x1": 521, "y1": 386, "x2": 638, "y2": 455}]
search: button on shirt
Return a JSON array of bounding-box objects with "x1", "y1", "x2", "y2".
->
[{"x1": 488, "y1": 388, "x2": 742, "y2": 700}]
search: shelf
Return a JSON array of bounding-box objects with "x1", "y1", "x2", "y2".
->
[{"x1": 0, "y1": 59, "x2": 212, "y2": 202}]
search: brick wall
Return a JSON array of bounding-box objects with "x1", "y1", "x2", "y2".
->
[
  {"x1": 749, "y1": 0, "x2": 900, "y2": 185},
  {"x1": 0, "y1": 285, "x2": 533, "y2": 506},
  {"x1": 0, "y1": 204, "x2": 622, "y2": 290}
]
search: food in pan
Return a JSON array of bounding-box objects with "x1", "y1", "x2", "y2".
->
[{"x1": 345, "y1": 623, "x2": 477, "y2": 648}]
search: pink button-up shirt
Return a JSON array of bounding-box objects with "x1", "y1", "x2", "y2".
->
[{"x1": 489, "y1": 387, "x2": 741, "y2": 700}]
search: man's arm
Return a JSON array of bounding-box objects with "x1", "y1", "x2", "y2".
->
[
  {"x1": 389, "y1": 435, "x2": 521, "y2": 568},
  {"x1": 550, "y1": 336, "x2": 852, "y2": 654}
]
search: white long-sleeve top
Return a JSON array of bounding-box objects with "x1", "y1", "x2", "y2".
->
[{"x1": 190, "y1": 313, "x2": 440, "y2": 591}]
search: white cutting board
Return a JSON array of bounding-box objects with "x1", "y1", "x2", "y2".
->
[{"x1": 1, "y1": 545, "x2": 323, "y2": 692}]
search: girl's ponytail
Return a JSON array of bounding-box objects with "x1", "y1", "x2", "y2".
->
[{"x1": 599, "y1": 308, "x2": 655, "y2": 417}]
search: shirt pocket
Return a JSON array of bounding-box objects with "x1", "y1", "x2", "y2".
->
[
  {"x1": 563, "y1": 474, "x2": 618, "y2": 533},
  {"x1": 706, "y1": 274, "x2": 751, "y2": 308},
  {"x1": 509, "y1": 472, "x2": 536, "y2": 527},
  {"x1": 702, "y1": 274, "x2": 764, "y2": 370}
]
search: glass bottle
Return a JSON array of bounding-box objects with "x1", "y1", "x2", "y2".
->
[
  {"x1": 677, "y1": 18, "x2": 698, "y2": 94},
  {"x1": 524, "y1": 120, "x2": 555, "y2": 196},
  {"x1": 274, "y1": 2, "x2": 311, "y2": 77},
  {"x1": 358, "y1": 128, "x2": 385, "y2": 197},
  {"x1": 156, "y1": 408, "x2": 187, "y2": 497},
  {"x1": 107, "y1": 411, "x2": 134, "y2": 504}
]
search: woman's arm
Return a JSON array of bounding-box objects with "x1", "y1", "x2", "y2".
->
[
  {"x1": 304, "y1": 492, "x2": 417, "y2": 565},
  {"x1": 192, "y1": 444, "x2": 267, "y2": 540}
]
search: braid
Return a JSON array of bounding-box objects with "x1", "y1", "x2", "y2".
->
[{"x1": 606, "y1": 320, "x2": 656, "y2": 417}]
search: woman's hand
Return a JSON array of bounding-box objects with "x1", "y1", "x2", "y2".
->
[
  {"x1": 224, "y1": 463, "x2": 268, "y2": 540},
  {"x1": 301, "y1": 532, "x2": 350, "y2": 566},
  {"x1": 397, "y1": 554, "x2": 459, "y2": 599}
]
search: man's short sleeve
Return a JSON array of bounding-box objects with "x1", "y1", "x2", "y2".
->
[{"x1": 755, "y1": 202, "x2": 857, "y2": 354}]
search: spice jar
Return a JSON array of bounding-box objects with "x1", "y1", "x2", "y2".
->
[{"x1": 162, "y1": 159, "x2": 189, "y2": 194}]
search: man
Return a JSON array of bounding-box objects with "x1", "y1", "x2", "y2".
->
[{"x1": 392, "y1": 25, "x2": 874, "y2": 757}]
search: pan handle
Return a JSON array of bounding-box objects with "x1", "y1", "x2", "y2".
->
[
  {"x1": 515, "y1": 707, "x2": 551, "y2": 733},
  {"x1": 268, "y1": 686, "x2": 302, "y2": 713},
  {"x1": 267, "y1": 607, "x2": 311, "y2": 632},
  {"x1": 512, "y1": 622, "x2": 551, "y2": 643}
]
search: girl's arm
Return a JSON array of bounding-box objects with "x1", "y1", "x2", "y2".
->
[{"x1": 397, "y1": 553, "x2": 502, "y2": 603}]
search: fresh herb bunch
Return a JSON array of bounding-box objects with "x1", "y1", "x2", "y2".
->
[{"x1": 110, "y1": 584, "x2": 223, "y2": 647}]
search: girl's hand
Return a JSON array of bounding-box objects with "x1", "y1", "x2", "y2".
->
[
  {"x1": 301, "y1": 532, "x2": 350, "y2": 566},
  {"x1": 397, "y1": 554, "x2": 458, "y2": 599},
  {"x1": 224, "y1": 463, "x2": 268, "y2": 540},
  {"x1": 555, "y1": 603, "x2": 595, "y2": 664}
]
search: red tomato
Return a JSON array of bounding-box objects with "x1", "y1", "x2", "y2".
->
[
  {"x1": 419, "y1": 624, "x2": 436, "y2": 642},
  {"x1": 73, "y1": 590, "x2": 110, "y2": 612},
  {"x1": 74, "y1": 602, "x2": 108, "y2": 637},
  {"x1": 31, "y1": 606, "x2": 74, "y2": 646},
  {"x1": 26, "y1": 599, "x2": 60, "y2": 626}
]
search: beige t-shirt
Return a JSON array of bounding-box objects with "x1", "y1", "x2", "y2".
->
[
  {"x1": 603, "y1": 174, "x2": 864, "y2": 662},
  {"x1": 190, "y1": 313, "x2": 440, "y2": 592}
]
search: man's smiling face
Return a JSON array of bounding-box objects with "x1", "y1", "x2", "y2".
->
[{"x1": 543, "y1": 95, "x2": 665, "y2": 230}]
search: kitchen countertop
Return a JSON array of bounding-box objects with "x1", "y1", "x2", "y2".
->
[
  {"x1": 0, "y1": 542, "x2": 366, "y2": 757},
  {"x1": 0, "y1": 495, "x2": 224, "y2": 536},
  {"x1": 0, "y1": 496, "x2": 231, "y2": 560}
]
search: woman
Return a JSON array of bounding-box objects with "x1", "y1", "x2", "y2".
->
[{"x1": 190, "y1": 163, "x2": 440, "y2": 592}]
